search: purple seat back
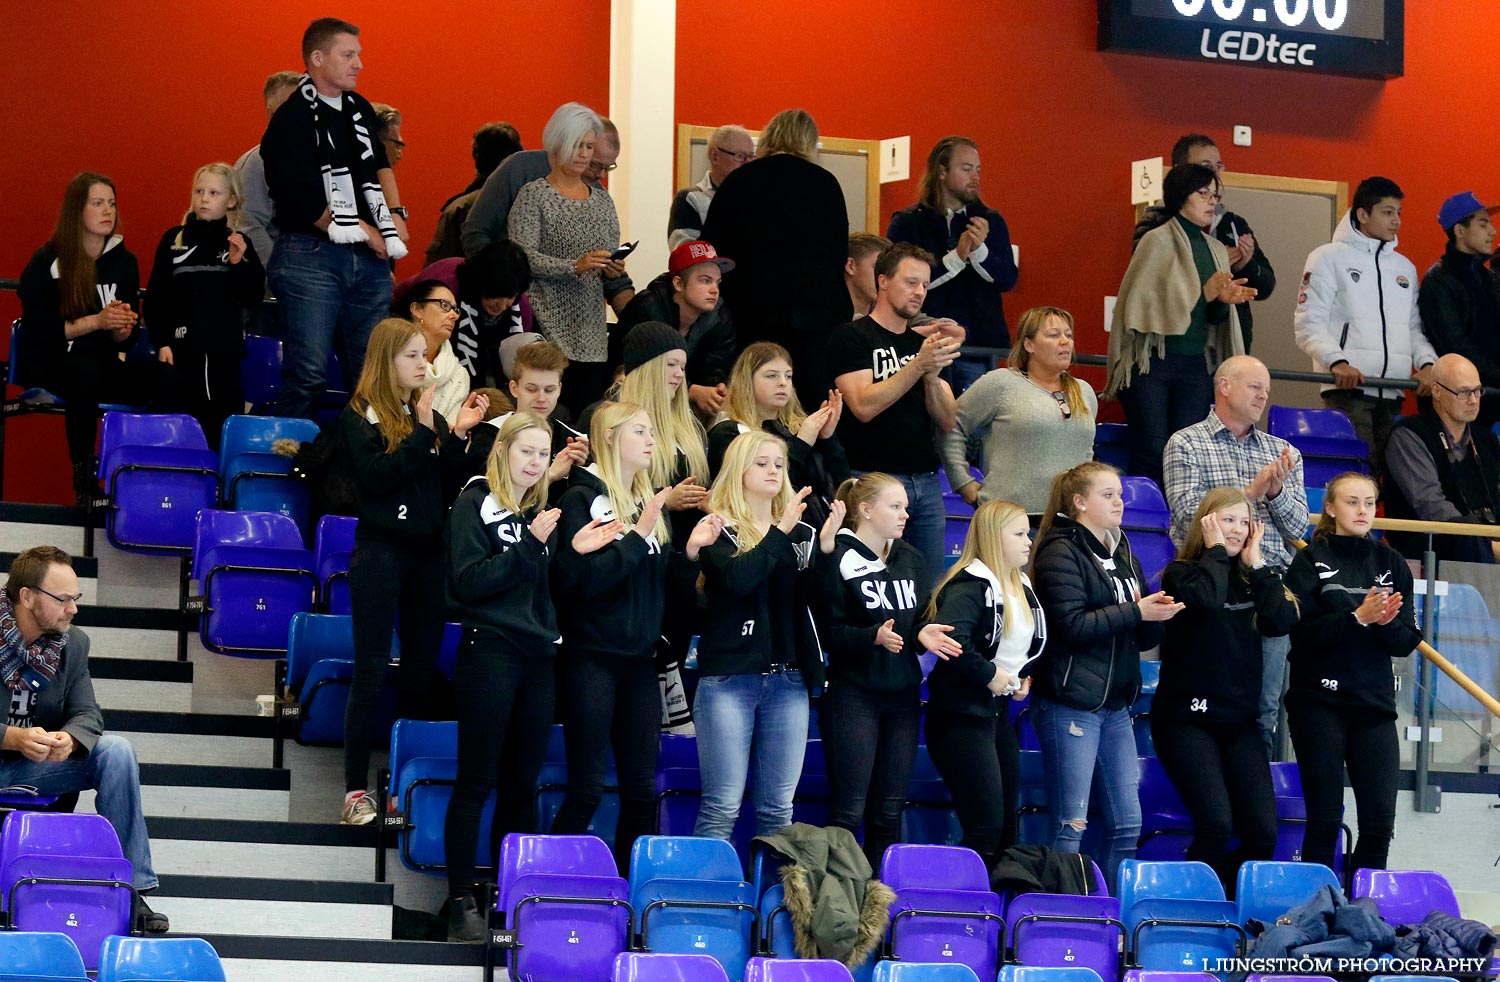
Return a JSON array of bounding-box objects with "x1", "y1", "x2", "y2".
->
[
  {"x1": 99, "y1": 412, "x2": 210, "y2": 465},
  {"x1": 1121, "y1": 477, "x2": 1170, "y2": 528},
  {"x1": 1007, "y1": 893, "x2": 1123, "y2": 982},
  {"x1": 889, "y1": 886, "x2": 1003, "y2": 982},
  {"x1": 1125, "y1": 973, "x2": 1217, "y2": 982},
  {"x1": 762, "y1": 961, "x2": 857, "y2": 982},
  {"x1": 498, "y1": 835, "x2": 631, "y2": 982},
  {"x1": 497, "y1": 833, "x2": 618, "y2": 914},
  {"x1": 1267, "y1": 406, "x2": 1357, "y2": 442},
  {"x1": 1245, "y1": 976, "x2": 1339, "y2": 982},
  {"x1": 1351, "y1": 869, "x2": 1461, "y2": 923},
  {"x1": 241, "y1": 335, "x2": 283, "y2": 405},
  {"x1": 613, "y1": 952, "x2": 730, "y2": 982},
  {"x1": 192, "y1": 509, "x2": 307, "y2": 580},
  {"x1": 880, "y1": 844, "x2": 988, "y2": 892}
]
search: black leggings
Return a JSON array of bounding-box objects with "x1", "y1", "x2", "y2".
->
[
  {"x1": 924, "y1": 708, "x2": 1021, "y2": 869},
  {"x1": 550, "y1": 651, "x2": 662, "y2": 875},
  {"x1": 169, "y1": 350, "x2": 243, "y2": 451},
  {"x1": 1287, "y1": 697, "x2": 1398, "y2": 873},
  {"x1": 1151, "y1": 714, "x2": 1277, "y2": 896},
  {"x1": 58, "y1": 352, "x2": 177, "y2": 465},
  {"x1": 343, "y1": 530, "x2": 445, "y2": 793},
  {"x1": 444, "y1": 634, "x2": 556, "y2": 896},
  {"x1": 819, "y1": 681, "x2": 921, "y2": 871}
]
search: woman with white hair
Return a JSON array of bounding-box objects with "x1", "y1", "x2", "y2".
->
[{"x1": 509, "y1": 102, "x2": 622, "y2": 407}]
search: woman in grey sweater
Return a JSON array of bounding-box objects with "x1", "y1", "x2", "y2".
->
[
  {"x1": 509, "y1": 103, "x2": 621, "y2": 408},
  {"x1": 940, "y1": 306, "x2": 1097, "y2": 518}
]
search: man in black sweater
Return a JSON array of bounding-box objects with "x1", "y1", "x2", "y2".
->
[
  {"x1": 0, "y1": 547, "x2": 166, "y2": 932},
  {"x1": 262, "y1": 17, "x2": 409, "y2": 420},
  {"x1": 1384, "y1": 353, "x2": 1500, "y2": 564},
  {"x1": 1420, "y1": 191, "x2": 1500, "y2": 431}
]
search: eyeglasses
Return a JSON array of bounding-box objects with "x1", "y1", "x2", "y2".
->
[
  {"x1": 1195, "y1": 188, "x2": 1223, "y2": 204},
  {"x1": 585, "y1": 160, "x2": 619, "y2": 174},
  {"x1": 32, "y1": 586, "x2": 83, "y2": 607},
  {"x1": 1435, "y1": 378, "x2": 1484, "y2": 401},
  {"x1": 419, "y1": 299, "x2": 460, "y2": 314},
  {"x1": 1051, "y1": 390, "x2": 1072, "y2": 419},
  {"x1": 712, "y1": 147, "x2": 754, "y2": 164}
]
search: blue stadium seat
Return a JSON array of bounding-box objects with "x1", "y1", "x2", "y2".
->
[
  {"x1": 436, "y1": 620, "x2": 462, "y2": 680},
  {"x1": 1117, "y1": 860, "x2": 1242, "y2": 971},
  {"x1": 96, "y1": 413, "x2": 218, "y2": 554},
  {"x1": 240, "y1": 334, "x2": 283, "y2": 408},
  {"x1": 1352, "y1": 868, "x2": 1461, "y2": 923},
  {"x1": 7, "y1": 319, "x2": 146, "y2": 413},
  {"x1": 1268, "y1": 405, "x2": 1358, "y2": 441},
  {"x1": 385, "y1": 720, "x2": 493, "y2": 874},
  {"x1": 1000, "y1": 968, "x2": 1102, "y2": 982},
  {"x1": 219, "y1": 415, "x2": 319, "y2": 536},
  {"x1": 881, "y1": 965, "x2": 981, "y2": 982},
  {"x1": 1268, "y1": 764, "x2": 1350, "y2": 870},
  {"x1": 494, "y1": 834, "x2": 631, "y2": 982},
  {"x1": 629, "y1": 836, "x2": 757, "y2": 982},
  {"x1": 97, "y1": 936, "x2": 225, "y2": 982},
  {"x1": 1235, "y1": 861, "x2": 1342, "y2": 926},
  {"x1": 313, "y1": 515, "x2": 357, "y2": 614},
  {"x1": 0, "y1": 931, "x2": 87, "y2": 979},
  {"x1": 880, "y1": 844, "x2": 1003, "y2": 982},
  {"x1": 1267, "y1": 406, "x2": 1369, "y2": 486},
  {"x1": 759, "y1": 882, "x2": 795, "y2": 958},
  {"x1": 536, "y1": 724, "x2": 619, "y2": 845},
  {"x1": 1132, "y1": 661, "x2": 1159, "y2": 756},
  {"x1": 613, "y1": 952, "x2": 730, "y2": 982},
  {"x1": 899, "y1": 744, "x2": 961, "y2": 847},
  {"x1": 1120, "y1": 477, "x2": 1174, "y2": 590},
  {"x1": 190, "y1": 509, "x2": 317, "y2": 655},
  {"x1": 1006, "y1": 892, "x2": 1123, "y2": 982},
  {"x1": 0, "y1": 812, "x2": 135, "y2": 972},
  {"x1": 1135, "y1": 757, "x2": 1192, "y2": 861},
  {"x1": 1095, "y1": 422, "x2": 1130, "y2": 472}
]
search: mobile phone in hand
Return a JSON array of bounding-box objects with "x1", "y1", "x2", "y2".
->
[{"x1": 610, "y1": 241, "x2": 638, "y2": 262}]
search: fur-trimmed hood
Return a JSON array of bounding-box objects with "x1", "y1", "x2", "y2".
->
[{"x1": 754, "y1": 824, "x2": 893, "y2": 968}]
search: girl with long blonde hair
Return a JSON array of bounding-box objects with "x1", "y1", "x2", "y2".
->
[
  {"x1": 821, "y1": 472, "x2": 959, "y2": 868},
  {"x1": 1284, "y1": 472, "x2": 1418, "y2": 875},
  {"x1": 1030, "y1": 461, "x2": 1184, "y2": 892},
  {"x1": 549, "y1": 402, "x2": 724, "y2": 873},
  {"x1": 443, "y1": 411, "x2": 619, "y2": 940},
  {"x1": 338, "y1": 318, "x2": 487, "y2": 830},
  {"x1": 693, "y1": 431, "x2": 838, "y2": 840},
  {"x1": 708, "y1": 342, "x2": 848, "y2": 530},
  {"x1": 1154, "y1": 486, "x2": 1299, "y2": 893},
  {"x1": 921, "y1": 499, "x2": 1047, "y2": 865},
  {"x1": 146, "y1": 162, "x2": 264, "y2": 448}
]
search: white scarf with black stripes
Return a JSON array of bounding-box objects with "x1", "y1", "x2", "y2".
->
[{"x1": 296, "y1": 75, "x2": 407, "y2": 259}]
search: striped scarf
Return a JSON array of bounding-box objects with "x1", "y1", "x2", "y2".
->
[
  {"x1": 295, "y1": 75, "x2": 407, "y2": 259},
  {"x1": 0, "y1": 590, "x2": 65, "y2": 694}
]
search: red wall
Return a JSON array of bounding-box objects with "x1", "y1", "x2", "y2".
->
[
  {"x1": 5, "y1": 3, "x2": 1495, "y2": 502},
  {"x1": 0, "y1": 1, "x2": 610, "y2": 502}
]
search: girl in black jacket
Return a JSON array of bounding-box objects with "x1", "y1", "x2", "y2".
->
[
  {"x1": 1154, "y1": 487, "x2": 1300, "y2": 895},
  {"x1": 1030, "y1": 462, "x2": 1184, "y2": 892},
  {"x1": 1285, "y1": 472, "x2": 1419, "y2": 874},
  {"x1": 923, "y1": 498, "x2": 1046, "y2": 868},
  {"x1": 550, "y1": 401, "x2": 723, "y2": 873},
  {"x1": 707, "y1": 342, "x2": 850, "y2": 530},
  {"x1": 337, "y1": 318, "x2": 487, "y2": 827},
  {"x1": 821, "y1": 472, "x2": 958, "y2": 868},
  {"x1": 442, "y1": 410, "x2": 620, "y2": 940},
  {"x1": 145, "y1": 163, "x2": 264, "y2": 449},
  {"x1": 17, "y1": 172, "x2": 171, "y2": 502},
  {"x1": 693, "y1": 430, "x2": 836, "y2": 840}
]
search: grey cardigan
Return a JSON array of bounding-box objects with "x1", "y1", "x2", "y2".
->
[{"x1": 0, "y1": 628, "x2": 103, "y2": 760}]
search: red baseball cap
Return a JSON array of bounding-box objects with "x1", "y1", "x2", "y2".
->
[{"x1": 668, "y1": 240, "x2": 735, "y2": 277}]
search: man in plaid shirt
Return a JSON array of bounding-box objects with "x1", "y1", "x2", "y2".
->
[{"x1": 1163, "y1": 355, "x2": 1307, "y2": 757}]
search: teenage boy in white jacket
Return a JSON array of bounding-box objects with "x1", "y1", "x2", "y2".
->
[{"x1": 1294, "y1": 176, "x2": 1437, "y2": 481}]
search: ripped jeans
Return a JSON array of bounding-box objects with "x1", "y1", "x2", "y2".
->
[{"x1": 1033, "y1": 698, "x2": 1140, "y2": 893}]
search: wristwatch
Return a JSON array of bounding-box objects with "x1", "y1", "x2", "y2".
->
[{"x1": 390, "y1": 206, "x2": 408, "y2": 220}]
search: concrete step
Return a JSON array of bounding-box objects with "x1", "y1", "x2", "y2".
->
[
  {"x1": 79, "y1": 762, "x2": 290, "y2": 821},
  {"x1": 205, "y1": 932, "x2": 483, "y2": 982},
  {"x1": 91, "y1": 656, "x2": 195, "y2": 713},
  {"x1": 0, "y1": 504, "x2": 89, "y2": 556},
  {"x1": 150, "y1": 873, "x2": 394, "y2": 941}
]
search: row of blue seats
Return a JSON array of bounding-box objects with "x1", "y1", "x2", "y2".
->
[
  {"x1": 375, "y1": 716, "x2": 1348, "y2": 881},
  {"x1": 0, "y1": 932, "x2": 223, "y2": 982},
  {"x1": 477, "y1": 831, "x2": 1471, "y2": 982}
]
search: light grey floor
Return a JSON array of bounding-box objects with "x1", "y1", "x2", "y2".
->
[
  {"x1": 77, "y1": 784, "x2": 291, "y2": 822},
  {"x1": 222, "y1": 961, "x2": 491, "y2": 982},
  {"x1": 151, "y1": 896, "x2": 392, "y2": 940}
]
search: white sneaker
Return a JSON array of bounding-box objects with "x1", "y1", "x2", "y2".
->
[{"x1": 341, "y1": 790, "x2": 377, "y2": 825}]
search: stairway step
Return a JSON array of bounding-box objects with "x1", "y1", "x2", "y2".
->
[
  {"x1": 74, "y1": 604, "x2": 183, "y2": 631},
  {"x1": 148, "y1": 814, "x2": 372, "y2": 846},
  {"x1": 198, "y1": 933, "x2": 483, "y2": 970},
  {"x1": 80, "y1": 762, "x2": 292, "y2": 821},
  {"x1": 95, "y1": 675, "x2": 193, "y2": 713},
  {"x1": 119, "y1": 729, "x2": 272, "y2": 768},
  {"x1": 221, "y1": 962, "x2": 479, "y2": 982},
  {"x1": 0, "y1": 506, "x2": 89, "y2": 555},
  {"x1": 89, "y1": 656, "x2": 193, "y2": 683},
  {"x1": 152, "y1": 837, "x2": 376, "y2": 884},
  {"x1": 109, "y1": 708, "x2": 275, "y2": 738},
  {"x1": 155, "y1": 895, "x2": 392, "y2": 940},
  {"x1": 79, "y1": 623, "x2": 180, "y2": 660},
  {"x1": 156, "y1": 872, "x2": 392, "y2": 904}
]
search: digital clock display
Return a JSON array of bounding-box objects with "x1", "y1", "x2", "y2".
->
[{"x1": 1100, "y1": 0, "x2": 1403, "y2": 79}]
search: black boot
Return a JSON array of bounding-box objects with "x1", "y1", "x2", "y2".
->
[
  {"x1": 72, "y1": 460, "x2": 102, "y2": 508},
  {"x1": 446, "y1": 893, "x2": 486, "y2": 943}
]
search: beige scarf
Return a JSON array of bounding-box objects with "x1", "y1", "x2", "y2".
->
[{"x1": 1105, "y1": 217, "x2": 1243, "y2": 397}]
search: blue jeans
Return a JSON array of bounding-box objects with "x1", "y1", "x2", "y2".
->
[
  {"x1": 949, "y1": 357, "x2": 989, "y2": 396},
  {"x1": 267, "y1": 233, "x2": 393, "y2": 420},
  {"x1": 1115, "y1": 351, "x2": 1214, "y2": 488},
  {"x1": 857, "y1": 471, "x2": 945, "y2": 596},
  {"x1": 1259, "y1": 633, "x2": 1291, "y2": 760},
  {"x1": 1033, "y1": 698, "x2": 1140, "y2": 893},
  {"x1": 0, "y1": 735, "x2": 157, "y2": 891},
  {"x1": 692, "y1": 671, "x2": 809, "y2": 839}
]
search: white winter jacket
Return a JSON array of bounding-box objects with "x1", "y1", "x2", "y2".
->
[{"x1": 1293, "y1": 211, "x2": 1437, "y2": 399}]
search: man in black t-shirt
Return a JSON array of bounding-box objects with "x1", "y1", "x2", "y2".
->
[
  {"x1": 262, "y1": 17, "x2": 410, "y2": 420},
  {"x1": 828, "y1": 243, "x2": 960, "y2": 587}
]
